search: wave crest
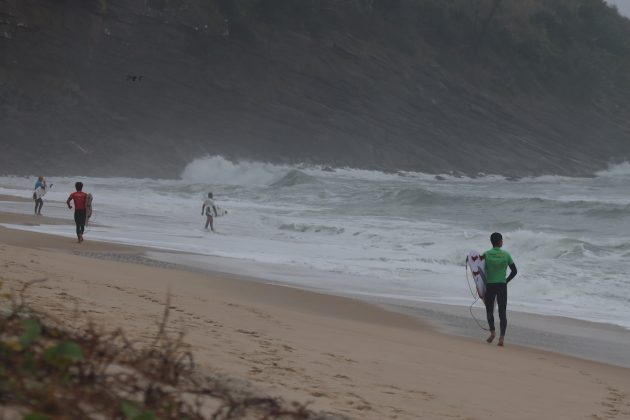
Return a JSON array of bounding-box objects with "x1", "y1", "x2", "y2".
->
[
  {"x1": 595, "y1": 162, "x2": 630, "y2": 178},
  {"x1": 279, "y1": 223, "x2": 345, "y2": 235},
  {"x1": 180, "y1": 156, "x2": 290, "y2": 186},
  {"x1": 271, "y1": 169, "x2": 318, "y2": 187}
]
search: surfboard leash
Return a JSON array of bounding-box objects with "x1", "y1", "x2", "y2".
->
[{"x1": 465, "y1": 260, "x2": 490, "y2": 331}]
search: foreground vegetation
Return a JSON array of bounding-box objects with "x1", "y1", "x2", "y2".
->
[{"x1": 0, "y1": 279, "x2": 341, "y2": 419}]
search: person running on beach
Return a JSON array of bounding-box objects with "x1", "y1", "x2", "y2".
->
[
  {"x1": 201, "y1": 192, "x2": 217, "y2": 231},
  {"x1": 66, "y1": 182, "x2": 88, "y2": 243},
  {"x1": 483, "y1": 232, "x2": 517, "y2": 347},
  {"x1": 33, "y1": 176, "x2": 47, "y2": 215}
]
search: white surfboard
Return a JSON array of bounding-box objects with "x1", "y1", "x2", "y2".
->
[
  {"x1": 213, "y1": 206, "x2": 228, "y2": 217},
  {"x1": 204, "y1": 205, "x2": 228, "y2": 217},
  {"x1": 33, "y1": 186, "x2": 46, "y2": 200},
  {"x1": 466, "y1": 250, "x2": 486, "y2": 299}
]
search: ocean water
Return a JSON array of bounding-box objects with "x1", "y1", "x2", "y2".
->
[{"x1": 2, "y1": 156, "x2": 630, "y2": 329}]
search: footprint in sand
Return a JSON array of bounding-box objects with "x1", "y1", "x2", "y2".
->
[
  {"x1": 168, "y1": 306, "x2": 184, "y2": 313},
  {"x1": 236, "y1": 329, "x2": 259, "y2": 337},
  {"x1": 345, "y1": 397, "x2": 373, "y2": 412},
  {"x1": 376, "y1": 384, "x2": 401, "y2": 395},
  {"x1": 323, "y1": 352, "x2": 358, "y2": 363},
  {"x1": 599, "y1": 386, "x2": 630, "y2": 418},
  {"x1": 310, "y1": 391, "x2": 329, "y2": 398},
  {"x1": 408, "y1": 389, "x2": 436, "y2": 401}
]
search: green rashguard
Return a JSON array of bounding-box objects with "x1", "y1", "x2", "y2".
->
[{"x1": 483, "y1": 248, "x2": 514, "y2": 284}]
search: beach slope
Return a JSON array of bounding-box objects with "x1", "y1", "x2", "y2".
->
[{"x1": 1, "y1": 220, "x2": 629, "y2": 419}]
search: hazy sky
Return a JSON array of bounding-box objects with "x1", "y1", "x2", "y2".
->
[{"x1": 605, "y1": 0, "x2": 630, "y2": 17}]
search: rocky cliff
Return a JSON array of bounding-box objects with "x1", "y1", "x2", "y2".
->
[{"x1": 1, "y1": 0, "x2": 629, "y2": 177}]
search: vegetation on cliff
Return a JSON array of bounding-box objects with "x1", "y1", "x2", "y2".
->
[
  {"x1": 1, "y1": 0, "x2": 629, "y2": 176},
  {"x1": 142, "y1": 0, "x2": 630, "y2": 102}
]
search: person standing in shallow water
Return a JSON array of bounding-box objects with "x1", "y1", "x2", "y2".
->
[
  {"x1": 66, "y1": 182, "x2": 88, "y2": 243},
  {"x1": 201, "y1": 192, "x2": 217, "y2": 232},
  {"x1": 33, "y1": 176, "x2": 47, "y2": 215},
  {"x1": 483, "y1": 232, "x2": 517, "y2": 347}
]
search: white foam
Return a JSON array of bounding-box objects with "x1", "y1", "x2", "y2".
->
[
  {"x1": 596, "y1": 161, "x2": 630, "y2": 178},
  {"x1": 181, "y1": 156, "x2": 296, "y2": 186},
  {"x1": 1, "y1": 160, "x2": 629, "y2": 329}
]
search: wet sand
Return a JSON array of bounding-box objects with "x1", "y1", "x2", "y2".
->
[{"x1": 140, "y1": 249, "x2": 630, "y2": 369}]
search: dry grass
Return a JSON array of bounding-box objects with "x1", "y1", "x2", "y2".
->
[{"x1": 0, "y1": 279, "x2": 344, "y2": 420}]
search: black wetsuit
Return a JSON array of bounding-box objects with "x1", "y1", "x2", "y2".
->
[
  {"x1": 74, "y1": 209, "x2": 86, "y2": 237},
  {"x1": 34, "y1": 198, "x2": 43, "y2": 215},
  {"x1": 484, "y1": 283, "x2": 507, "y2": 336}
]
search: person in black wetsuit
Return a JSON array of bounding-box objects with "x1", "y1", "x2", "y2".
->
[
  {"x1": 483, "y1": 232, "x2": 518, "y2": 346},
  {"x1": 66, "y1": 182, "x2": 88, "y2": 243}
]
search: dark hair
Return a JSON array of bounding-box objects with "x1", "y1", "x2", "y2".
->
[
  {"x1": 208, "y1": 192, "x2": 213, "y2": 198},
  {"x1": 75, "y1": 182, "x2": 83, "y2": 191},
  {"x1": 490, "y1": 232, "x2": 503, "y2": 247}
]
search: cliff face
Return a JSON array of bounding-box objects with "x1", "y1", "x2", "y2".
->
[{"x1": 1, "y1": 0, "x2": 629, "y2": 178}]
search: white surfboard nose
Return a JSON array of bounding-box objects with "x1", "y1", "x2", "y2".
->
[{"x1": 467, "y1": 250, "x2": 486, "y2": 299}]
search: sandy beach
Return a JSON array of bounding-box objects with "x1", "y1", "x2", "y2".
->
[{"x1": 1, "y1": 204, "x2": 630, "y2": 419}]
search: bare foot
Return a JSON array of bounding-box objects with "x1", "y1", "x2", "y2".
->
[
  {"x1": 486, "y1": 332, "x2": 496, "y2": 343},
  {"x1": 497, "y1": 336, "x2": 505, "y2": 347}
]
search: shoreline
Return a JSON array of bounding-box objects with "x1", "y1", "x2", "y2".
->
[
  {"x1": 1, "y1": 201, "x2": 630, "y2": 369},
  {"x1": 1, "y1": 207, "x2": 630, "y2": 418},
  {"x1": 141, "y1": 249, "x2": 630, "y2": 368},
  {"x1": 381, "y1": 299, "x2": 630, "y2": 368}
]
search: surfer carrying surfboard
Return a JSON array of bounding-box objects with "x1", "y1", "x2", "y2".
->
[
  {"x1": 66, "y1": 182, "x2": 88, "y2": 243},
  {"x1": 33, "y1": 176, "x2": 47, "y2": 215},
  {"x1": 483, "y1": 232, "x2": 517, "y2": 347},
  {"x1": 201, "y1": 192, "x2": 218, "y2": 232}
]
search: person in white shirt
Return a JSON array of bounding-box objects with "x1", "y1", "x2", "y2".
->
[
  {"x1": 201, "y1": 192, "x2": 217, "y2": 231},
  {"x1": 33, "y1": 176, "x2": 47, "y2": 215}
]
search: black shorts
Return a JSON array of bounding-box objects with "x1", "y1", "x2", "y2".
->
[{"x1": 74, "y1": 209, "x2": 87, "y2": 225}]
